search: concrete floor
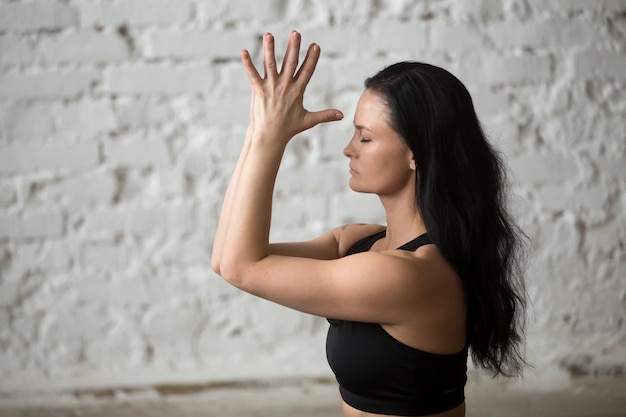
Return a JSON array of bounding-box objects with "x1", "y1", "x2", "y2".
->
[{"x1": 0, "y1": 376, "x2": 625, "y2": 417}]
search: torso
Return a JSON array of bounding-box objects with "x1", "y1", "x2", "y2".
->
[
  {"x1": 338, "y1": 224, "x2": 466, "y2": 354},
  {"x1": 329, "y1": 224, "x2": 467, "y2": 417},
  {"x1": 341, "y1": 400, "x2": 465, "y2": 417}
]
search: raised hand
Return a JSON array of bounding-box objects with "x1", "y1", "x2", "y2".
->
[{"x1": 241, "y1": 31, "x2": 343, "y2": 145}]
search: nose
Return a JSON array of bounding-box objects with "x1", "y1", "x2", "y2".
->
[
  {"x1": 343, "y1": 143, "x2": 351, "y2": 158},
  {"x1": 343, "y1": 136, "x2": 355, "y2": 158}
]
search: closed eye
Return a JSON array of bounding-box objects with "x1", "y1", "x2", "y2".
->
[{"x1": 360, "y1": 137, "x2": 372, "y2": 143}]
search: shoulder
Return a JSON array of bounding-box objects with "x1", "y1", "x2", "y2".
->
[{"x1": 335, "y1": 223, "x2": 386, "y2": 257}]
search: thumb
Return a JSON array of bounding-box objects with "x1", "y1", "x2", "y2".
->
[{"x1": 303, "y1": 109, "x2": 344, "y2": 130}]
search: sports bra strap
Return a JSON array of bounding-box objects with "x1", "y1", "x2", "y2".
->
[
  {"x1": 347, "y1": 230, "x2": 432, "y2": 256},
  {"x1": 398, "y1": 233, "x2": 432, "y2": 251}
]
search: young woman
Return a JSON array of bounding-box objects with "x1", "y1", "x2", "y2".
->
[{"x1": 212, "y1": 31, "x2": 527, "y2": 417}]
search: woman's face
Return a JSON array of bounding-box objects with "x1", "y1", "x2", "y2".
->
[{"x1": 343, "y1": 89, "x2": 416, "y2": 197}]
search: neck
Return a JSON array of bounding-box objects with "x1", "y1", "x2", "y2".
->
[{"x1": 378, "y1": 192, "x2": 426, "y2": 250}]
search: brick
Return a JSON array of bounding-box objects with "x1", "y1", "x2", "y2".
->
[
  {"x1": 169, "y1": 203, "x2": 196, "y2": 236},
  {"x1": 301, "y1": 29, "x2": 367, "y2": 56},
  {"x1": 0, "y1": 143, "x2": 99, "y2": 174},
  {"x1": 585, "y1": 218, "x2": 626, "y2": 250},
  {"x1": 114, "y1": 98, "x2": 173, "y2": 130},
  {"x1": 79, "y1": 0, "x2": 193, "y2": 27},
  {"x1": 370, "y1": 21, "x2": 428, "y2": 52},
  {"x1": 182, "y1": 137, "x2": 225, "y2": 179},
  {"x1": 82, "y1": 243, "x2": 123, "y2": 269},
  {"x1": 56, "y1": 101, "x2": 117, "y2": 137},
  {"x1": 469, "y1": 54, "x2": 552, "y2": 85},
  {"x1": 0, "y1": 213, "x2": 20, "y2": 238},
  {"x1": 450, "y1": 0, "x2": 504, "y2": 21},
  {"x1": 41, "y1": 172, "x2": 117, "y2": 207},
  {"x1": 204, "y1": 97, "x2": 249, "y2": 128},
  {"x1": 14, "y1": 240, "x2": 76, "y2": 273},
  {"x1": 483, "y1": 122, "x2": 520, "y2": 157},
  {"x1": 0, "y1": 283, "x2": 17, "y2": 306},
  {"x1": 42, "y1": 305, "x2": 110, "y2": 344},
  {"x1": 197, "y1": 0, "x2": 285, "y2": 23},
  {"x1": 487, "y1": 20, "x2": 607, "y2": 51},
  {"x1": 157, "y1": 168, "x2": 186, "y2": 197},
  {"x1": 158, "y1": 236, "x2": 211, "y2": 266},
  {"x1": 39, "y1": 31, "x2": 129, "y2": 64},
  {"x1": 333, "y1": 58, "x2": 389, "y2": 90},
  {"x1": 509, "y1": 154, "x2": 579, "y2": 184},
  {"x1": 0, "y1": 180, "x2": 17, "y2": 208},
  {"x1": 301, "y1": 58, "x2": 334, "y2": 93},
  {"x1": 275, "y1": 163, "x2": 347, "y2": 196},
  {"x1": 331, "y1": 192, "x2": 386, "y2": 225},
  {"x1": 595, "y1": 157, "x2": 626, "y2": 179},
  {"x1": 105, "y1": 64, "x2": 216, "y2": 95},
  {"x1": 272, "y1": 195, "x2": 328, "y2": 229},
  {"x1": 430, "y1": 23, "x2": 484, "y2": 51},
  {"x1": 22, "y1": 210, "x2": 64, "y2": 238},
  {"x1": 147, "y1": 31, "x2": 251, "y2": 60},
  {"x1": 2, "y1": 101, "x2": 115, "y2": 142},
  {"x1": 83, "y1": 314, "x2": 143, "y2": 364},
  {"x1": 104, "y1": 139, "x2": 171, "y2": 168},
  {"x1": 527, "y1": 0, "x2": 626, "y2": 14},
  {"x1": 84, "y1": 207, "x2": 172, "y2": 236},
  {"x1": 0, "y1": 211, "x2": 64, "y2": 239},
  {"x1": 0, "y1": 3, "x2": 77, "y2": 31},
  {"x1": 573, "y1": 51, "x2": 626, "y2": 79},
  {"x1": 127, "y1": 207, "x2": 169, "y2": 234},
  {"x1": 82, "y1": 210, "x2": 126, "y2": 235},
  {"x1": 2, "y1": 104, "x2": 55, "y2": 142},
  {"x1": 0, "y1": 36, "x2": 36, "y2": 66},
  {"x1": 142, "y1": 304, "x2": 198, "y2": 354},
  {"x1": 536, "y1": 183, "x2": 610, "y2": 223},
  {"x1": 472, "y1": 91, "x2": 510, "y2": 119},
  {"x1": 0, "y1": 70, "x2": 99, "y2": 100}
]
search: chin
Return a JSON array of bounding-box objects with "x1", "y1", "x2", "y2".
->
[{"x1": 348, "y1": 181, "x2": 373, "y2": 194}]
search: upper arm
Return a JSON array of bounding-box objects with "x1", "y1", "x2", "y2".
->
[
  {"x1": 268, "y1": 223, "x2": 386, "y2": 259},
  {"x1": 269, "y1": 228, "x2": 340, "y2": 259},
  {"x1": 227, "y1": 251, "x2": 428, "y2": 324}
]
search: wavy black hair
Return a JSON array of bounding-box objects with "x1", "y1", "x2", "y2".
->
[{"x1": 365, "y1": 62, "x2": 528, "y2": 377}]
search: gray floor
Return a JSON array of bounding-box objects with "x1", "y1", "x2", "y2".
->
[{"x1": 1, "y1": 376, "x2": 625, "y2": 417}]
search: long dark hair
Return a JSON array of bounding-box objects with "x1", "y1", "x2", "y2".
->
[{"x1": 365, "y1": 62, "x2": 528, "y2": 377}]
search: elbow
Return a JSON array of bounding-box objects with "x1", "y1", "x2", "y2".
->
[
  {"x1": 212, "y1": 257, "x2": 248, "y2": 289},
  {"x1": 211, "y1": 245, "x2": 223, "y2": 276},
  {"x1": 211, "y1": 257, "x2": 222, "y2": 276}
]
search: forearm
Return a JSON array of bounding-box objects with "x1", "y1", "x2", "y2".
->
[
  {"x1": 218, "y1": 137, "x2": 286, "y2": 278},
  {"x1": 211, "y1": 126, "x2": 253, "y2": 272},
  {"x1": 214, "y1": 30, "x2": 342, "y2": 277}
]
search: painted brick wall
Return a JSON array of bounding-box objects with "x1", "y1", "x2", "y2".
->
[{"x1": 0, "y1": 0, "x2": 624, "y2": 394}]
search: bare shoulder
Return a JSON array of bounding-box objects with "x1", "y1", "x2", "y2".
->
[
  {"x1": 398, "y1": 244, "x2": 464, "y2": 301},
  {"x1": 335, "y1": 223, "x2": 386, "y2": 257}
]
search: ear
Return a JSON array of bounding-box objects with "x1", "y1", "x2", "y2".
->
[{"x1": 409, "y1": 155, "x2": 416, "y2": 171}]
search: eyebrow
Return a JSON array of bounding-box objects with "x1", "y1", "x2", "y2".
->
[{"x1": 353, "y1": 121, "x2": 374, "y2": 133}]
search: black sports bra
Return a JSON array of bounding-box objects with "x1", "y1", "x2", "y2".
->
[{"x1": 326, "y1": 230, "x2": 468, "y2": 416}]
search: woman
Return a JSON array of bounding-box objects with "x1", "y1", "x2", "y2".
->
[{"x1": 212, "y1": 31, "x2": 527, "y2": 417}]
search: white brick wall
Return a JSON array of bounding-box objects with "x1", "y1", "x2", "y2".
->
[{"x1": 0, "y1": 0, "x2": 625, "y2": 395}]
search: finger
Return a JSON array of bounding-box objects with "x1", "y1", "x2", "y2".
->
[
  {"x1": 280, "y1": 30, "x2": 301, "y2": 77},
  {"x1": 294, "y1": 43, "x2": 321, "y2": 89},
  {"x1": 263, "y1": 33, "x2": 278, "y2": 81},
  {"x1": 303, "y1": 109, "x2": 344, "y2": 130},
  {"x1": 241, "y1": 49, "x2": 262, "y2": 87}
]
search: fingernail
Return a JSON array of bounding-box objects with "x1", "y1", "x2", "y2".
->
[{"x1": 335, "y1": 113, "x2": 344, "y2": 120}]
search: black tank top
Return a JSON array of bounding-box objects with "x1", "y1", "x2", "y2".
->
[{"x1": 326, "y1": 231, "x2": 468, "y2": 416}]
